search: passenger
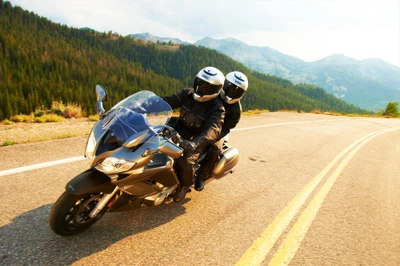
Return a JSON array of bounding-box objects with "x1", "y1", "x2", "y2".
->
[{"x1": 195, "y1": 71, "x2": 248, "y2": 191}]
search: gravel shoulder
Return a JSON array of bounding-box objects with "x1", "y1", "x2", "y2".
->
[{"x1": 0, "y1": 118, "x2": 96, "y2": 145}]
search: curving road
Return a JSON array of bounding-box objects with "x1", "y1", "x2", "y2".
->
[{"x1": 1, "y1": 113, "x2": 399, "y2": 266}]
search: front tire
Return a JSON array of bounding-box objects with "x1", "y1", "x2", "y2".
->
[{"x1": 49, "y1": 191, "x2": 110, "y2": 236}]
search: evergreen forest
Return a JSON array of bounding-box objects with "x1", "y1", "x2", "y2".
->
[{"x1": 0, "y1": 0, "x2": 366, "y2": 121}]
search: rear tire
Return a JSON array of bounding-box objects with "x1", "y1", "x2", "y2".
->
[{"x1": 49, "y1": 191, "x2": 110, "y2": 236}]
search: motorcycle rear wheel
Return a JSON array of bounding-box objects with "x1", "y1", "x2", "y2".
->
[{"x1": 49, "y1": 191, "x2": 110, "y2": 236}]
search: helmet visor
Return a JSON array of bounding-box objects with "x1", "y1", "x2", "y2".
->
[
  {"x1": 194, "y1": 77, "x2": 222, "y2": 96},
  {"x1": 223, "y1": 80, "x2": 246, "y2": 100}
]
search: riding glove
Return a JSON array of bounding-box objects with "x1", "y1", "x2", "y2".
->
[{"x1": 180, "y1": 140, "x2": 197, "y2": 152}]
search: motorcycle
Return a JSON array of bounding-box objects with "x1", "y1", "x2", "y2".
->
[{"x1": 49, "y1": 85, "x2": 239, "y2": 236}]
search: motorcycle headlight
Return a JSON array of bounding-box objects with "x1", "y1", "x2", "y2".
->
[
  {"x1": 97, "y1": 157, "x2": 136, "y2": 174},
  {"x1": 85, "y1": 132, "x2": 96, "y2": 161}
]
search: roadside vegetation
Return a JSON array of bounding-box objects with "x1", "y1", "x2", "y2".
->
[
  {"x1": 5, "y1": 101, "x2": 84, "y2": 124},
  {"x1": 0, "y1": 102, "x2": 96, "y2": 146},
  {"x1": 243, "y1": 102, "x2": 400, "y2": 118},
  {"x1": 1, "y1": 101, "x2": 398, "y2": 147},
  {"x1": 382, "y1": 102, "x2": 399, "y2": 117}
]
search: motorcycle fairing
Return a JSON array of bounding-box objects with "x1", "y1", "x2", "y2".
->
[
  {"x1": 86, "y1": 91, "x2": 174, "y2": 167},
  {"x1": 84, "y1": 91, "x2": 181, "y2": 197}
]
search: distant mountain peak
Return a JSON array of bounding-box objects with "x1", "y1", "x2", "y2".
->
[
  {"x1": 221, "y1": 37, "x2": 245, "y2": 43},
  {"x1": 198, "y1": 36, "x2": 241, "y2": 42},
  {"x1": 128, "y1": 32, "x2": 190, "y2": 45},
  {"x1": 137, "y1": 32, "x2": 152, "y2": 37},
  {"x1": 196, "y1": 37, "x2": 247, "y2": 45},
  {"x1": 327, "y1": 53, "x2": 350, "y2": 58},
  {"x1": 317, "y1": 54, "x2": 358, "y2": 65}
]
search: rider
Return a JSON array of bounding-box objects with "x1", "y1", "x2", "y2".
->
[
  {"x1": 195, "y1": 71, "x2": 249, "y2": 191},
  {"x1": 163, "y1": 66, "x2": 226, "y2": 202}
]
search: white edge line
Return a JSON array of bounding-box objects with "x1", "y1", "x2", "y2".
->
[
  {"x1": 232, "y1": 118, "x2": 351, "y2": 132},
  {"x1": 0, "y1": 156, "x2": 86, "y2": 177}
]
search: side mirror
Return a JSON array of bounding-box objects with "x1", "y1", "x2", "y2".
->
[{"x1": 95, "y1": 85, "x2": 108, "y2": 117}]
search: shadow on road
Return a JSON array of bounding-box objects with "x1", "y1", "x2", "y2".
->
[{"x1": 0, "y1": 200, "x2": 187, "y2": 264}]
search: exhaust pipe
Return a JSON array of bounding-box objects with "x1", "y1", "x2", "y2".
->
[{"x1": 143, "y1": 186, "x2": 177, "y2": 206}]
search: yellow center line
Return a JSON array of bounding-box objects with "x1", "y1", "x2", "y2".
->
[
  {"x1": 268, "y1": 127, "x2": 399, "y2": 266},
  {"x1": 235, "y1": 128, "x2": 392, "y2": 266}
]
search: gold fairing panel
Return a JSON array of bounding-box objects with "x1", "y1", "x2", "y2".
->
[
  {"x1": 121, "y1": 181, "x2": 160, "y2": 198},
  {"x1": 115, "y1": 167, "x2": 179, "y2": 196},
  {"x1": 111, "y1": 153, "x2": 179, "y2": 189},
  {"x1": 158, "y1": 141, "x2": 183, "y2": 158}
]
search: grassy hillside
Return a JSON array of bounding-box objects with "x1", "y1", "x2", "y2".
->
[{"x1": 0, "y1": 0, "x2": 366, "y2": 120}]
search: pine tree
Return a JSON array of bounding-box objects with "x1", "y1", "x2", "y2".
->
[{"x1": 383, "y1": 102, "x2": 399, "y2": 117}]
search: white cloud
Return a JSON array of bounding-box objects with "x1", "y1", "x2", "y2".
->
[{"x1": 9, "y1": 0, "x2": 400, "y2": 66}]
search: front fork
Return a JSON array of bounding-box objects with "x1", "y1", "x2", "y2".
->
[{"x1": 89, "y1": 186, "x2": 119, "y2": 218}]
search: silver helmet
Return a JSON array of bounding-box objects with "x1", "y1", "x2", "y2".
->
[
  {"x1": 220, "y1": 71, "x2": 248, "y2": 104},
  {"x1": 192, "y1": 67, "x2": 225, "y2": 102}
]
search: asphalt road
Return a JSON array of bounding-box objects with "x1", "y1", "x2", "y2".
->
[{"x1": 1, "y1": 113, "x2": 399, "y2": 266}]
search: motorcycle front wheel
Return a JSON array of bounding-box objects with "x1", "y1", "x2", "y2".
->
[{"x1": 49, "y1": 191, "x2": 110, "y2": 236}]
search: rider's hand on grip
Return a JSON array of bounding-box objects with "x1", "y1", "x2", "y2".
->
[
  {"x1": 180, "y1": 140, "x2": 197, "y2": 152},
  {"x1": 171, "y1": 132, "x2": 182, "y2": 144}
]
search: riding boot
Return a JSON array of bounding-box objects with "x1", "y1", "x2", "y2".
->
[
  {"x1": 173, "y1": 185, "x2": 191, "y2": 202},
  {"x1": 194, "y1": 174, "x2": 205, "y2": 191}
]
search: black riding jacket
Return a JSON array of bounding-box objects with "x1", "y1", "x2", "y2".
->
[
  {"x1": 219, "y1": 97, "x2": 242, "y2": 140},
  {"x1": 163, "y1": 89, "x2": 225, "y2": 149}
]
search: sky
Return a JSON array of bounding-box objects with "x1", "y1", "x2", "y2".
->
[{"x1": 9, "y1": 0, "x2": 400, "y2": 67}]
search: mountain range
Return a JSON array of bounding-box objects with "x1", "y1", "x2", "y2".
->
[
  {"x1": 194, "y1": 37, "x2": 400, "y2": 111},
  {"x1": 0, "y1": 1, "x2": 365, "y2": 120},
  {"x1": 0, "y1": 0, "x2": 368, "y2": 120},
  {"x1": 131, "y1": 33, "x2": 400, "y2": 111}
]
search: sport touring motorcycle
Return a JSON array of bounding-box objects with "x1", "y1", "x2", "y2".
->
[{"x1": 49, "y1": 85, "x2": 239, "y2": 236}]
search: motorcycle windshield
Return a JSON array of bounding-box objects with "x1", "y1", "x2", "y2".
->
[{"x1": 102, "y1": 91, "x2": 172, "y2": 146}]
